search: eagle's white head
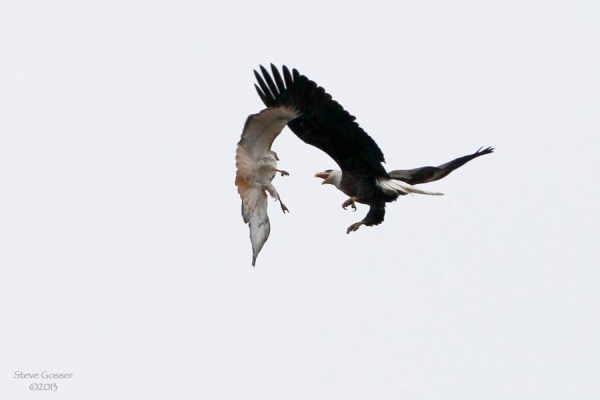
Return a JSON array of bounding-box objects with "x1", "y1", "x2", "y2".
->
[{"x1": 314, "y1": 169, "x2": 342, "y2": 189}]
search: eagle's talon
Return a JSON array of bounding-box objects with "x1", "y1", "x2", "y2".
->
[
  {"x1": 342, "y1": 197, "x2": 357, "y2": 211},
  {"x1": 346, "y1": 222, "x2": 363, "y2": 234}
]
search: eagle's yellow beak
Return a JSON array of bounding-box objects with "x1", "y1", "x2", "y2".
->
[{"x1": 314, "y1": 171, "x2": 330, "y2": 184}]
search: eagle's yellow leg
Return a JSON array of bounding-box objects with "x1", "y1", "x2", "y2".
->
[
  {"x1": 342, "y1": 197, "x2": 357, "y2": 211},
  {"x1": 346, "y1": 221, "x2": 363, "y2": 234}
]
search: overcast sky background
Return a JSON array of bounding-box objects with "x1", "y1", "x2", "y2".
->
[{"x1": 1, "y1": 1, "x2": 599, "y2": 399}]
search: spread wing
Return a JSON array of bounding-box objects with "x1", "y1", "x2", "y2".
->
[
  {"x1": 388, "y1": 147, "x2": 494, "y2": 185},
  {"x1": 254, "y1": 64, "x2": 387, "y2": 177},
  {"x1": 235, "y1": 106, "x2": 299, "y2": 266},
  {"x1": 237, "y1": 106, "x2": 300, "y2": 160}
]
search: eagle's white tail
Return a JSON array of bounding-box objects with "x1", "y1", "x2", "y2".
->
[{"x1": 377, "y1": 178, "x2": 444, "y2": 196}]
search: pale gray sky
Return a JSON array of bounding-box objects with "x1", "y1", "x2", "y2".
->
[{"x1": 1, "y1": 1, "x2": 599, "y2": 399}]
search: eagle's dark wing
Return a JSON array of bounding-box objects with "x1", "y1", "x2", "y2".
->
[
  {"x1": 388, "y1": 147, "x2": 494, "y2": 185},
  {"x1": 254, "y1": 64, "x2": 387, "y2": 177}
]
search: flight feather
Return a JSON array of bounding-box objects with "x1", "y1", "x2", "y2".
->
[{"x1": 235, "y1": 106, "x2": 300, "y2": 266}]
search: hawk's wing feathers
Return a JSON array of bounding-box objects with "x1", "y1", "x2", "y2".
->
[
  {"x1": 235, "y1": 106, "x2": 300, "y2": 266},
  {"x1": 238, "y1": 106, "x2": 300, "y2": 160}
]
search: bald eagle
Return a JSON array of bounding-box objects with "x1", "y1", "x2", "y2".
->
[
  {"x1": 254, "y1": 64, "x2": 493, "y2": 234},
  {"x1": 235, "y1": 106, "x2": 300, "y2": 266}
]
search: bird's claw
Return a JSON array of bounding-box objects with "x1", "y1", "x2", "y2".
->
[
  {"x1": 342, "y1": 197, "x2": 357, "y2": 211},
  {"x1": 280, "y1": 203, "x2": 289, "y2": 213},
  {"x1": 346, "y1": 222, "x2": 363, "y2": 234}
]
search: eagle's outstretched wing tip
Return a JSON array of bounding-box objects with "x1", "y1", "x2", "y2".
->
[{"x1": 253, "y1": 65, "x2": 386, "y2": 175}]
